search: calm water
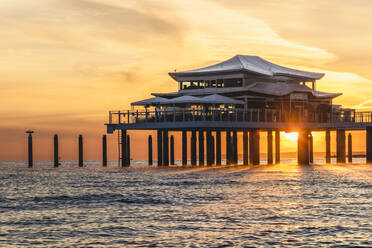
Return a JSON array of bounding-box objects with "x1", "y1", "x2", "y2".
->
[{"x1": 0, "y1": 160, "x2": 372, "y2": 247}]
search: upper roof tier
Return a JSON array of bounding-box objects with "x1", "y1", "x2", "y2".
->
[{"x1": 169, "y1": 55, "x2": 325, "y2": 82}]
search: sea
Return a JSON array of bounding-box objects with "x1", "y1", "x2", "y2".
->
[{"x1": 0, "y1": 158, "x2": 371, "y2": 247}]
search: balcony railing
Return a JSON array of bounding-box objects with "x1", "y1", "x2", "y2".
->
[{"x1": 107, "y1": 109, "x2": 372, "y2": 125}]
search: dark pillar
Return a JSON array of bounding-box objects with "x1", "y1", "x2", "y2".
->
[
  {"x1": 148, "y1": 135, "x2": 153, "y2": 165},
  {"x1": 199, "y1": 130, "x2": 205, "y2": 166},
  {"x1": 126, "y1": 135, "x2": 131, "y2": 166},
  {"x1": 297, "y1": 131, "x2": 309, "y2": 165},
  {"x1": 226, "y1": 130, "x2": 231, "y2": 165},
  {"x1": 206, "y1": 130, "x2": 212, "y2": 166},
  {"x1": 121, "y1": 130, "x2": 127, "y2": 167},
  {"x1": 191, "y1": 130, "x2": 197, "y2": 166},
  {"x1": 233, "y1": 130, "x2": 238, "y2": 164},
  {"x1": 163, "y1": 130, "x2": 169, "y2": 166},
  {"x1": 54, "y1": 134, "x2": 59, "y2": 167},
  {"x1": 28, "y1": 133, "x2": 33, "y2": 168},
  {"x1": 243, "y1": 130, "x2": 249, "y2": 165},
  {"x1": 170, "y1": 135, "x2": 175, "y2": 165},
  {"x1": 211, "y1": 134, "x2": 215, "y2": 165},
  {"x1": 326, "y1": 130, "x2": 331, "y2": 164},
  {"x1": 366, "y1": 127, "x2": 372, "y2": 163},
  {"x1": 348, "y1": 133, "x2": 352, "y2": 163},
  {"x1": 336, "y1": 129, "x2": 346, "y2": 163},
  {"x1": 157, "y1": 130, "x2": 163, "y2": 166},
  {"x1": 249, "y1": 130, "x2": 253, "y2": 165},
  {"x1": 251, "y1": 130, "x2": 260, "y2": 165},
  {"x1": 216, "y1": 131, "x2": 221, "y2": 165},
  {"x1": 79, "y1": 134, "x2": 83, "y2": 167},
  {"x1": 102, "y1": 134, "x2": 107, "y2": 167},
  {"x1": 309, "y1": 132, "x2": 314, "y2": 164},
  {"x1": 267, "y1": 131, "x2": 273, "y2": 165},
  {"x1": 182, "y1": 130, "x2": 187, "y2": 166},
  {"x1": 275, "y1": 130, "x2": 280, "y2": 164}
]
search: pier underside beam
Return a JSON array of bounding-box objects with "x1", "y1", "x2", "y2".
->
[
  {"x1": 157, "y1": 130, "x2": 163, "y2": 166},
  {"x1": 216, "y1": 131, "x2": 222, "y2": 165},
  {"x1": 366, "y1": 127, "x2": 372, "y2": 163},
  {"x1": 326, "y1": 130, "x2": 331, "y2": 164},
  {"x1": 199, "y1": 130, "x2": 205, "y2": 166},
  {"x1": 243, "y1": 130, "x2": 249, "y2": 165},
  {"x1": 297, "y1": 131, "x2": 310, "y2": 165},
  {"x1": 191, "y1": 130, "x2": 197, "y2": 166},
  {"x1": 275, "y1": 130, "x2": 280, "y2": 164},
  {"x1": 267, "y1": 131, "x2": 273, "y2": 165},
  {"x1": 336, "y1": 129, "x2": 346, "y2": 163},
  {"x1": 182, "y1": 130, "x2": 187, "y2": 166}
]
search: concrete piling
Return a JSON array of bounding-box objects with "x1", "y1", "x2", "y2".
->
[
  {"x1": 233, "y1": 130, "x2": 238, "y2": 164},
  {"x1": 348, "y1": 133, "x2": 352, "y2": 163},
  {"x1": 148, "y1": 135, "x2": 153, "y2": 165},
  {"x1": 182, "y1": 130, "x2": 187, "y2": 166},
  {"x1": 226, "y1": 130, "x2": 231, "y2": 165},
  {"x1": 366, "y1": 127, "x2": 372, "y2": 163},
  {"x1": 252, "y1": 130, "x2": 260, "y2": 165},
  {"x1": 121, "y1": 130, "x2": 127, "y2": 167},
  {"x1": 267, "y1": 131, "x2": 273, "y2": 165},
  {"x1": 163, "y1": 130, "x2": 169, "y2": 166},
  {"x1": 191, "y1": 130, "x2": 197, "y2": 166},
  {"x1": 243, "y1": 130, "x2": 249, "y2": 165},
  {"x1": 199, "y1": 130, "x2": 205, "y2": 166},
  {"x1": 309, "y1": 133, "x2": 314, "y2": 163},
  {"x1": 326, "y1": 130, "x2": 331, "y2": 163},
  {"x1": 275, "y1": 130, "x2": 280, "y2": 164},
  {"x1": 170, "y1": 135, "x2": 175, "y2": 165},
  {"x1": 157, "y1": 130, "x2": 163, "y2": 166},
  {"x1": 211, "y1": 135, "x2": 215, "y2": 165},
  {"x1": 27, "y1": 133, "x2": 33, "y2": 168},
  {"x1": 102, "y1": 134, "x2": 107, "y2": 167},
  {"x1": 297, "y1": 131, "x2": 309, "y2": 165},
  {"x1": 206, "y1": 130, "x2": 212, "y2": 166},
  {"x1": 54, "y1": 134, "x2": 59, "y2": 167},
  {"x1": 336, "y1": 129, "x2": 346, "y2": 163},
  {"x1": 216, "y1": 130, "x2": 221, "y2": 165},
  {"x1": 79, "y1": 134, "x2": 83, "y2": 167},
  {"x1": 126, "y1": 135, "x2": 131, "y2": 166}
]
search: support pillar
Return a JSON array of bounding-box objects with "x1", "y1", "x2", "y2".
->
[
  {"x1": 206, "y1": 130, "x2": 212, "y2": 166},
  {"x1": 27, "y1": 133, "x2": 33, "y2": 168},
  {"x1": 297, "y1": 131, "x2": 309, "y2": 165},
  {"x1": 148, "y1": 135, "x2": 153, "y2": 165},
  {"x1": 199, "y1": 130, "x2": 204, "y2": 166},
  {"x1": 348, "y1": 133, "x2": 352, "y2": 163},
  {"x1": 275, "y1": 130, "x2": 280, "y2": 164},
  {"x1": 233, "y1": 130, "x2": 238, "y2": 164},
  {"x1": 326, "y1": 130, "x2": 331, "y2": 164},
  {"x1": 121, "y1": 130, "x2": 127, "y2": 167},
  {"x1": 157, "y1": 130, "x2": 163, "y2": 166},
  {"x1": 163, "y1": 130, "x2": 169, "y2": 166},
  {"x1": 79, "y1": 134, "x2": 83, "y2": 167},
  {"x1": 126, "y1": 135, "x2": 131, "y2": 166},
  {"x1": 366, "y1": 127, "x2": 372, "y2": 163},
  {"x1": 216, "y1": 131, "x2": 221, "y2": 165},
  {"x1": 191, "y1": 130, "x2": 197, "y2": 166},
  {"x1": 102, "y1": 134, "x2": 107, "y2": 167},
  {"x1": 170, "y1": 135, "x2": 175, "y2": 165},
  {"x1": 251, "y1": 130, "x2": 260, "y2": 165},
  {"x1": 54, "y1": 134, "x2": 59, "y2": 167},
  {"x1": 243, "y1": 130, "x2": 249, "y2": 165},
  {"x1": 226, "y1": 130, "x2": 231, "y2": 165},
  {"x1": 182, "y1": 130, "x2": 187, "y2": 166},
  {"x1": 309, "y1": 132, "x2": 314, "y2": 164},
  {"x1": 211, "y1": 134, "x2": 215, "y2": 165},
  {"x1": 336, "y1": 129, "x2": 346, "y2": 163},
  {"x1": 267, "y1": 131, "x2": 273, "y2": 165}
]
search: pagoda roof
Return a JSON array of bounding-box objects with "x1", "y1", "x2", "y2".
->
[{"x1": 169, "y1": 55, "x2": 324, "y2": 81}]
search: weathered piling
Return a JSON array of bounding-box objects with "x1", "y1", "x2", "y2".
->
[
  {"x1": 191, "y1": 130, "x2": 197, "y2": 166},
  {"x1": 275, "y1": 130, "x2": 280, "y2": 164},
  {"x1": 325, "y1": 130, "x2": 331, "y2": 163},
  {"x1": 170, "y1": 135, "x2": 175, "y2": 165},
  {"x1": 199, "y1": 130, "x2": 205, "y2": 166},
  {"x1": 216, "y1": 130, "x2": 221, "y2": 165},
  {"x1": 126, "y1": 135, "x2": 131, "y2": 166},
  {"x1": 78, "y1": 134, "x2": 83, "y2": 167},
  {"x1": 182, "y1": 130, "x2": 187, "y2": 166},
  {"x1": 336, "y1": 129, "x2": 346, "y2": 163},
  {"x1": 121, "y1": 130, "x2": 127, "y2": 167},
  {"x1": 366, "y1": 127, "x2": 372, "y2": 163},
  {"x1": 233, "y1": 130, "x2": 238, "y2": 164},
  {"x1": 226, "y1": 130, "x2": 231, "y2": 165},
  {"x1": 54, "y1": 134, "x2": 59, "y2": 167},
  {"x1": 297, "y1": 131, "x2": 309, "y2": 165},
  {"x1": 348, "y1": 133, "x2": 352, "y2": 163},
  {"x1": 27, "y1": 132, "x2": 33, "y2": 168},
  {"x1": 163, "y1": 130, "x2": 169, "y2": 166},
  {"x1": 157, "y1": 130, "x2": 163, "y2": 166},
  {"x1": 267, "y1": 131, "x2": 273, "y2": 165},
  {"x1": 102, "y1": 134, "x2": 107, "y2": 167},
  {"x1": 148, "y1": 135, "x2": 153, "y2": 165},
  {"x1": 309, "y1": 133, "x2": 314, "y2": 163},
  {"x1": 243, "y1": 130, "x2": 249, "y2": 165}
]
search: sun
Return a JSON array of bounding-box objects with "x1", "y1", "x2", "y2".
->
[{"x1": 281, "y1": 132, "x2": 298, "y2": 141}]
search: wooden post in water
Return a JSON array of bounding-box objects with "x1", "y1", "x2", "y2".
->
[
  {"x1": 216, "y1": 130, "x2": 221, "y2": 166},
  {"x1": 27, "y1": 131, "x2": 33, "y2": 168},
  {"x1": 366, "y1": 127, "x2": 372, "y2": 163},
  {"x1": 191, "y1": 130, "x2": 197, "y2": 166},
  {"x1": 267, "y1": 130, "x2": 273, "y2": 165},
  {"x1": 121, "y1": 130, "x2": 127, "y2": 167},
  {"x1": 126, "y1": 135, "x2": 130, "y2": 166},
  {"x1": 348, "y1": 133, "x2": 352, "y2": 163},
  {"x1": 102, "y1": 135, "x2": 107, "y2": 167},
  {"x1": 157, "y1": 130, "x2": 163, "y2": 166},
  {"x1": 199, "y1": 130, "x2": 205, "y2": 166},
  {"x1": 182, "y1": 130, "x2": 187, "y2": 166},
  {"x1": 309, "y1": 132, "x2": 314, "y2": 164},
  {"x1": 226, "y1": 130, "x2": 231, "y2": 165},
  {"x1": 275, "y1": 130, "x2": 280, "y2": 164},
  {"x1": 170, "y1": 135, "x2": 175, "y2": 165},
  {"x1": 233, "y1": 130, "x2": 238, "y2": 164},
  {"x1": 163, "y1": 130, "x2": 169, "y2": 166},
  {"x1": 326, "y1": 130, "x2": 331, "y2": 163},
  {"x1": 54, "y1": 134, "x2": 59, "y2": 167},
  {"x1": 148, "y1": 135, "x2": 153, "y2": 165},
  {"x1": 243, "y1": 130, "x2": 249, "y2": 165},
  {"x1": 78, "y1": 134, "x2": 83, "y2": 167}
]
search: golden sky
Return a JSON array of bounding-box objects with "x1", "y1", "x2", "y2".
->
[{"x1": 1, "y1": 0, "x2": 372, "y2": 161}]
